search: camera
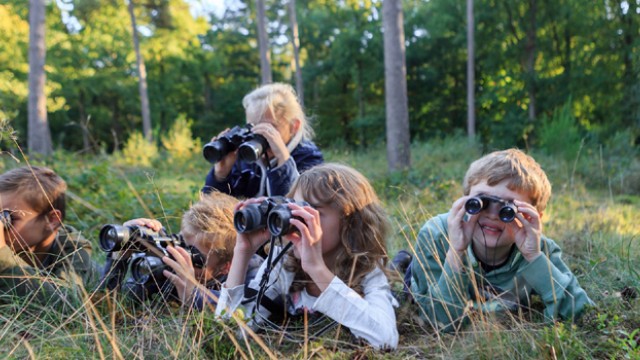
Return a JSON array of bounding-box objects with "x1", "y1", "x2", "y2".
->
[
  {"x1": 99, "y1": 224, "x2": 205, "y2": 285},
  {"x1": 464, "y1": 195, "x2": 517, "y2": 223},
  {"x1": 234, "y1": 197, "x2": 308, "y2": 236},
  {"x1": 202, "y1": 124, "x2": 269, "y2": 164},
  {"x1": 0, "y1": 210, "x2": 12, "y2": 227}
]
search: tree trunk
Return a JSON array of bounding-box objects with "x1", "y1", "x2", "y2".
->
[
  {"x1": 525, "y1": 0, "x2": 537, "y2": 122},
  {"x1": 256, "y1": 0, "x2": 272, "y2": 84},
  {"x1": 28, "y1": 0, "x2": 53, "y2": 155},
  {"x1": 382, "y1": 0, "x2": 411, "y2": 171},
  {"x1": 288, "y1": 0, "x2": 303, "y2": 106},
  {"x1": 466, "y1": 0, "x2": 475, "y2": 139},
  {"x1": 127, "y1": 0, "x2": 152, "y2": 141}
]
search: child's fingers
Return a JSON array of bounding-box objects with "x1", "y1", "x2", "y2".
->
[
  {"x1": 163, "y1": 270, "x2": 186, "y2": 288},
  {"x1": 162, "y1": 256, "x2": 184, "y2": 276}
]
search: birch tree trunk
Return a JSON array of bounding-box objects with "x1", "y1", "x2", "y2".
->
[
  {"x1": 28, "y1": 0, "x2": 53, "y2": 155},
  {"x1": 256, "y1": 0, "x2": 272, "y2": 84},
  {"x1": 382, "y1": 0, "x2": 411, "y2": 171},
  {"x1": 127, "y1": 0, "x2": 152, "y2": 141},
  {"x1": 288, "y1": 0, "x2": 303, "y2": 106}
]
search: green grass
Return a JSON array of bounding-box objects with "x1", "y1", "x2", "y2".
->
[{"x1": 1, "y1": 135, "x2": 639, "y2": 359}]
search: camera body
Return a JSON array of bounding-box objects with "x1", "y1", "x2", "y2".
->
[
  {"x1": 464, "y1": 195, "x2": 517, "y2": 223},
  {"x1": 202, "y1": 124, "x2": 269, "y2": 164},
  {"x1": 99, "y1": 224, "x2": 205, "y2": 285},
  {"x1": 234, "y1": 197, "x2": 309, "y2": 236}
]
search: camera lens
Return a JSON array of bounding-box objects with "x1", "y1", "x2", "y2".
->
[
  {"x1": 131, "y1": 255, "x2": 165, "y2": 285},
  {"x1": 233, "y1": 203, "x2": 267, "y2": 233},
  {"x1": 499, "y1": 205, "x2": 517, "y2": 223},
  {"x1": 464, "y1": 197, "x2": 483, "y2": 215},
  {"x1": 99, "y1": 224, "x2": 129, "y2": 252}
]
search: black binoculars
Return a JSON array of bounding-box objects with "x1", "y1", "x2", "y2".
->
[
  {"x1": 234, "y1": 197, "x2": 309, "y2": 237},
  {"x1": 0, "y1": 210, "x2": 12, "y2": 227},
  {"x1": 99, "y1": 224, "x2": 205, "y2": 285},
  {"x1": 202, "y1": 124, "x2": 269, "y2": 164},
  {"x1": 464, "y1": 195, "x2": 517, "y2": 223}
]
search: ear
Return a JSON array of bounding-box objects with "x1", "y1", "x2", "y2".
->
[
  {"x1": 290, "y1": 118, "x2": 301, "y2": 134},
  {"x1": 45, "y1": 209, "x2": 62, "y2": 231}
]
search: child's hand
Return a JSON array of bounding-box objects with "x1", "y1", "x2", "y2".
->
[
  {"x1": 232, "y1": 198, "x2": 270, "y2": 256},
  {"x1": 162, "y1": 245, "x2": 197, "y2": 305},
  {"x1": 123, "y1": 218, "x2": 163, "y2": 232},
  {"x1": 512, "y1": 200, "x2": 542, "y2": 262},
  {"x1": 447, "y1": 196, "x2": 476, "y2": 252},
  {"x1": 251, "y1": 123, "x2": 290, "y2": 167},
  {"x1": 287, "y1": 203, "x2": 334, "y2": 291}
]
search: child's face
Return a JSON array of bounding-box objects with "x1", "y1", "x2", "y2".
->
[
  {"x1": 0, "y1": 192, "x2": 53, "y2": 252},
  {"x1": 183, "y1": 234, "x2": 226, "y2": 284},
  {"x1": 467, "y1": 180, "x2": 533, "y2": 251},
  {"x1": 289, "y1": 191, "x2": 342, "y2": 260}
]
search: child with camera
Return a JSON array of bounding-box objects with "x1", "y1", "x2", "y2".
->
[
  {"x1": 0, "y1": 166, "x2": 98, "y2": 308},
  {"x1": 215, "y1": 163, "x2": 399, "y2": 349},
  {"x1": 202, "y1": 83, "x2": 323, "y2": 198},
  {"x1": 101, "y1": 192, "x2": 262, "y2": 309},
  {"x1": 408, "y1": 149, "x2": 594, "y2": 332}
]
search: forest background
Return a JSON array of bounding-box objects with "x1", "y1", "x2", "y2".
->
[{"x1": 0, "y1": 0, "x2": 639, "y2": 359}]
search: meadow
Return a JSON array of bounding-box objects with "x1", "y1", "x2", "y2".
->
[{"x1": 0, "y1": 132, "x2": 638, "y2": 359}]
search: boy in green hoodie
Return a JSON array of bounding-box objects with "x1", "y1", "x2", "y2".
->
[
  {"x1": 0, "y1": 166, "x2": 98, "y2": 308},
  {"x1": 409, "y1": 149, "x2": 594, "y2": 332}
]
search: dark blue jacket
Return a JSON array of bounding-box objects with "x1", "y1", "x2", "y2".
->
[{"x1": 202, "y1": 140, "x2": 324, "y2": 198}]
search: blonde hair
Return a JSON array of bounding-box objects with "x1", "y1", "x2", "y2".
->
[
  {"x1": 463, "y1": 149, "x2": 552, "y2": 212},
  {"x1": 181, "y1": 191, "x2": 237, "y2": 264},
  {"x1": 242, "y1": 83, "x2": 314, "y2": 140},
  {"x1": 285, "y1": 163, "x2": 389, "y2": 295},
  {"x1": 0, "y1": 166, "x2": 67, "y2": 220}
]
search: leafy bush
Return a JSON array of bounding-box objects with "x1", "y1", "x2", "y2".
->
[
  {"x1": 538, "y1": 101, "x2": 584, "y2": 162},
  {"x1": 115, "y1": 131, "x2": 158, "y2": 167},
  {"x1": 161, "y1": 115, "x2": 201, "y2": 164}
]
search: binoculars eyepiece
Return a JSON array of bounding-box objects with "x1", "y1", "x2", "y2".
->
[
  {"x1": 464, "y1": 195, "x2": 517, "y2": 223},
  {"x1": 234, "y1": 197, "x2": 309, "y2": 237}
]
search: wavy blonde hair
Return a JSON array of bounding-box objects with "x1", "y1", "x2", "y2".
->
[
  {"x1": 285, "y1": 163, "x2": 390, "y2": 295},
  {"x1": 181, "y1": 191, "x2": 237, "y2": 264},
  {"x1": 242, "y1": 82, "x2": 314, "y2": 140}
]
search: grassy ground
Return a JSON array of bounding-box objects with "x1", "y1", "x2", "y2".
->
[{"x1": 0, "y1": 136, "x2": 638, "y2": 359}]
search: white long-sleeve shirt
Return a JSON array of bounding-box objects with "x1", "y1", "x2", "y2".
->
[{"x1": 215, "y1": 248, "x2": 399, "y2": 349}]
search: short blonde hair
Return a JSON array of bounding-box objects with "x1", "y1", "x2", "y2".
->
[
  {"x1": 0, "y1": 166, "x2": 67, "y2": 220},
  {"x1": 463, "y1": 149, "x2": 552, "y2": 212},
  {"x1": 242, "y1": 83, "x2": 314, "y2": 140},
  {"x1": 181, "y1": 191, "x2": 237, "y2": 264}
]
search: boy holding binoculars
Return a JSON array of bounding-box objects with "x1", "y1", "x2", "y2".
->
[{"x1": 409, "y1": 149, "x2": 594, "y2": 332}]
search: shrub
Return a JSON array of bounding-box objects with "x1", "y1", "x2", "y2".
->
[
  {"x1": 161, "y1": 115, "x2": 200, "y2": 164},
  {"x1": 116, "y1": 131, "x2": 158, "y2": 167}
]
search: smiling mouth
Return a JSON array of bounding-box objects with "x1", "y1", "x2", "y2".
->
[{"x1": 480, "y1": 223, "x2": 502, "y2": 233}]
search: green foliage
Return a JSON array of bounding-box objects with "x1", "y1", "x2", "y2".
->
[
  {"x1": 116, "y1": 131, "x2": 158, "y2": 167},
  {"x1": 160, "y1": 115, "x2": 200, "y2": 164},
  {"x1": 538, "y1": 100, "x2": 583, "y2": 162}
]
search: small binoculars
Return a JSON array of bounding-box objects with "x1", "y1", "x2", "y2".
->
[
  {"x1": 234, "y1": 197, "x2": 309, "y2": 237},
  {"x1": 464, "y1": 195, "x2": 517, "y2": 223}
]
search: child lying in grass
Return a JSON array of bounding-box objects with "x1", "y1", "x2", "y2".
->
[
  {"x1": 216, "y1": 163, "x2": 399, "y2": 349},
  {"x1": 408, "y1": 149, "x2": 594, "y2": 332},
  {"x1": 0, "y1": 166, "x2": 98, "y2": 310}
]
